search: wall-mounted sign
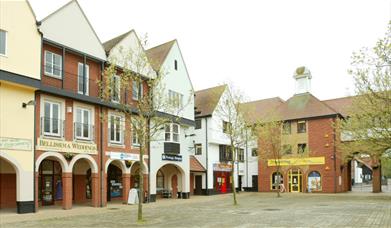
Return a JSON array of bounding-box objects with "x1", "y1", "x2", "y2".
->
[
  {"x1": 267, "y1": 156, "x2": 325, "y2": 166},
  {"x1": 0, "y1": 137, "x2": 32, "y2": 151},
  {"x1": 162, "y1": 154, "x2": 182, "y2": 162},
  {"x1": 36, "y1": 138, "x2": 97, "y2": 154},
  {"x1": 108, "y1": 152, "x2": 139, "y2": 161},
  {"x1": 213, "y1": 163, "x2": 232, "y2": 172}
]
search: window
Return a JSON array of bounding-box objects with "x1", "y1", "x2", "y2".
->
[
  {"x1": 77, "y1": 63, "x2": 89, "y2": 95},
  {"x1": 0, "y1": 30, "x2": 6, "y2": 55},
  {"x1": 109, "y1": 114, "x2": 123, "y2": 144},
  {"x1": 297, "y1": 143, "x2": 307, "y2": 154},
  {"x1": 238, "y1": 148, "x2": 244, "y2": 162},
  {"x1": 195, "y1": 119, "x2": 201, "y2": 129},
  {"x1": 165, "y1": 123, "x2": 180, "y2": 143},
  {"x1": 111, "y1": 75, "x2": 121, "y2": 103},
  {"x1": 282, "y1": 122, "x2": 291, "y2": 134},
  {"x1": 271, "y1": 172, "x2": 283, "y2": 190},
  {"x1": 43, "y1": 101, "x2": 61, "y2": 137},
  {"x1": 132, "y1": 129, "x2": 139, "y2": 146},
  {"x1": 132, "y1": 80, "x2": 143, "y2": 100},
  {"x1": 195, "y1": 144, "x2": 202, "y2": 155},
  {"x1": 308, "y1": 171, "x2": 321, "y2": 191},
  {"x1": 156, "y1": 170, "x2": 164, "y2": 190},
  {"x1": 44, "y1": 51, "x2": 62, "y2": 78},
  {"x1": 251, "y1": 148, "x2": 258, "y2": 157},
  {"x1": 282, "y1": 144, "x2": 292, "y2": 155},
  {"x1": 75, "y1": 107, "x2": 91, "y2": 140},
  {"x1": 174, "y1": 60, "x2": 178, "y2": 70},
  {"x1": 297, "y1": 121, "x2": 306, "y2": 133},
  {"x1": 219, "y1": 145, "x2": 232, "y2": 162},
  {"x1": 222, "y1": 121, "x2": 231, "y2": 133},
  {"x1": 168, "y1": 90, "x2": 184, "y2": 109}
]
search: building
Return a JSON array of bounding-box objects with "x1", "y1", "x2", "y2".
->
[
  {"x1": 244, "y1": 67, "x2": 352, "y2": 193},
  {"x1": 0, "y1": 0, "x2": 41, "y2": 213},
  {"x1": 193, "y1": 85, "x2": 257, "y2": 194},
  {"x1": 146, "y1": 40, "x2": 195, "y2": 201}
]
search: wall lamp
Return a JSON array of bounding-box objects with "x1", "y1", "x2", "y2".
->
[{"x1": 22, "y1": 100, "x2": 35, "y2": 108}]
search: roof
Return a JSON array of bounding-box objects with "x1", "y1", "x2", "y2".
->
[
  {"x1": 146, "y1": 40, "x2": 176, "y2": 71},
  {"x1": 190, "y1": 156, "x2": 206, "y2": 172},
  {"x1": 194, "y1": 85, "x2": 227, "y2": 117},
  {"x1": 240, "y1": 97, "x2": 285, "y2": 124},
  {"x1": 277, "y1": 93, "x2": 338, "y2": 120},
  {"x1": 102, "y1": 30, "x2": 133, "y2": 53},
  {"x1": 323, "y1": 96, "x2": 354, "y2": 117}
]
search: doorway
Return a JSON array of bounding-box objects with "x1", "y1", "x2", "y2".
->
[
  {"x1": 39, "y1": 160, "x2": 62, "y2": 206},
  {"x1": 252, "y1": 175, "x2": 258, "y2": 191},
  {"x1": 171, "y1": 174, "x2": 178, "y2": 198},
  {"x1": 195, "y1": 175, "x2": 202, "y2": 195},
  {"x1": 288, "y1": 169, "x2": 302, "y2": 192}
]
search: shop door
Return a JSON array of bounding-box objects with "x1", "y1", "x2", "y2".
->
[
  {"x1": 42, "y1": 175, "x2": 54, "y2": 205},
  {"x1": 238, "y1": 175, "x2": 242, "y2": 191},
  {"x1": 289, "y1": 169, "x2": 302, "y2": 192},
  {"x1": 252, "y1": 175, "x2": 258, "y2": 191},
  {"x1": 221, "y1": 173, "x2": 227, "y2": 193},
  {"x1": 171, "y1": 175, "x2": 178, "y2": 198},
  {"x1": 195, "y1": 176, "x2": 202, "y2": 195}
]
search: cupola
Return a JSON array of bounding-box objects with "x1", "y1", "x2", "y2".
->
[{"x1": 293, "y1": 66, "x2": 312, "y2": 94}]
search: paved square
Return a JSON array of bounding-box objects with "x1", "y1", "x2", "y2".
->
[{"x1": 1, "y1": 192, "x2": 390, "y2": 227}]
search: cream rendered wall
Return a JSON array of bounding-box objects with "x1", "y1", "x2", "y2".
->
[
  {"x1": 0, "y1": 82, "x2": 35, "y2": 202},
  {"x1": 0, "y1": 0, "x2": 41, "y2": 79}
]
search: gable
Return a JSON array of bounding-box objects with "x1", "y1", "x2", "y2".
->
[{"x1": 39, "y1": 1, "x2": 106, "y2": 60}]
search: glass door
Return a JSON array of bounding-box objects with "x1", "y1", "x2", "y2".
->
[
  {"x1": 42, "y1": 175, "x2": 54, "y2": 205},
  {"x1": 289, "y1": 169, "x2": 302, "y2": 192}
]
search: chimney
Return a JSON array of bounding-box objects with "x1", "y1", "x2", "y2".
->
[{"x1": 293, "y1": 66, "x2": 312, "y2": 94}]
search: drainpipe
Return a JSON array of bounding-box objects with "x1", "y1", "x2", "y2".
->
[
  {"x1": 333, "y1": 119, "x2": 337, "y2": 193},
  {"x1": 100, "y1": 62, "x2": 104, "y2": 207},
  {"x1": 83, "y1": 55, "x2": 86, "y2": 94},
  {"x1": 148, "y1": 118, "x2": 151, "y2": 202},
  {"x1": 205, "y1": 118, "x2": 209, "y2": 195},
  {"x1": 33, "y1": 90, "x2": 37, "y2": 212},
  {"x1": 245, "y1": 130, "x2": 248, "y2": 190},
  {"x1": 62, "y1": 47, "x2": 65, "y2": 89}
]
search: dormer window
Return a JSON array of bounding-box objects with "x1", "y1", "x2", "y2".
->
[{"x1": 174, "y1": 60, "x2": 178, "y2": 70}]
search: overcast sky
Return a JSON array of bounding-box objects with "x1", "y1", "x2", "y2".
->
[{"x1": 29, "y1": 0, "x2": 391, "y2": 101}]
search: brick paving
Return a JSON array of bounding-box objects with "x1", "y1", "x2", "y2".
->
[{"x1": 1, "y1": 192, "x2": 390, "y2": 228}]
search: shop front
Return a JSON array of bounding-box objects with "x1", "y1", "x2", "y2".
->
[{"x1": 213, "y1": 163, "x2": 233, "y2": 194}]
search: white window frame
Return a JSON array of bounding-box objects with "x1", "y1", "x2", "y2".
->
[
  {"x1": 164, "y1": 123, "x2": 180, "y2": 143},
  {"x1": 44, "y1": 51, "x2": 62, "y2": 79},
  {"x1": 77, "y1": 63, "x2": 89, "y2": 95},
  {"x1": 109, "y1": 113, "x2": 124, "y2": 144},
  {"x1": 0, "y1": 30, "x2": 7, "y2": 56},
  {"x1": 132, "y1": 129, "x2": 140, "y2": 147},
  {"x1": 168, "y1": 90, "x2": 183, "y2": 109},
  {"x1": 195, "y1": 144, "x2": 202, "y2": 155},
  {"x1": 132, "y1": 80, "x2": 143, "y2": 101},
  {"x1": 74, "y1": 107, "x2": 92, "y2": 140},
  {"x1": 43, "y1": 100, "x2": 61, "y2": 137},
  {"x1": 111, "y1": 75, "x2": 121, "y2": 103}
]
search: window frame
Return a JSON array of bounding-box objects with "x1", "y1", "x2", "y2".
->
[
  {"x1": 174, "y1": 60, "x2": 178, "y2": 70},
  {"x1": 195, "y1": 144, "x2": 202, "y2": 155},
  {"x1": 132, "y1": 127, "x2": 140, "y2": 147},
  {"x1": 308, "y1": 171, "x2": 322, "y2": 191},
  {"x1": 164, "y1": 123, "x2": 180, "y2": 143},
  {"x1": 74, "y1": 107, "x2": 92, "y2": 140},
  {"x1": 0, "y1": 30, "x2": 7, "y2": 56},
  {"x1": 238, "y1": 148, "x2": 245, "y2": 162},
  {"x1": 168, "y1": 90, "x2": 184, "y2": 109},
  {"x1": 132, "y1": 80, "x2": 143, "y2": 101},
  {"x1": 111, "y1": 75, "x2": 121, "y2": 103},
  {"x1": 297, "y1": 143, "x2": 307, "y2": 154},
  {"x1": 195, "y1": 119, "x2": 201, "y2": 129},
  {"x1": 109, "y1": 114, "x2": 124, "y2": 144},
  {"x1": 222, "y1": 121, "x2": 231, "y2": 134},
  {"x1": 44, "y1": 50, "x2": 63, "y2": 79},
  {"x1": 77, "y1": 62, "x2": 90, "y2": 95},
  {"x1": 282, "y1": 121, "x2": 291, "y2": 134},
  {"x1": 43, "y1": 100, "x2": 62, "y2": 137},
  {"x1": 251, "y1": 148, "x2": 258, "y2": 157},
  {"x1": 297, "y1": 120, "x2": 307, "y2": 133}
]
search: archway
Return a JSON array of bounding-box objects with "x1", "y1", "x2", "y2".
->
[
  {"x1": 130, "y1": 162, "x2": 140, "y2": 189},
  {"x1": 0, "y1": 157, "x2": 17, "y2": 210},
  {"x1": 71, "y1": 157, "x2": 98, "y2": 207},
  {"x1": 156, "y1": 164, "x2": 185, "y2": 199},
  {"x1": 107, "y1": 161, "x2": 124, "y2": 202},
  {"x1": 38, "y1": 159, "x2": 63, "y2": 206}
]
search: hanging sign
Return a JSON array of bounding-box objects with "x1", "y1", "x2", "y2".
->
[{"x1": 162, "y1": 154, "x2": 182, "y2": 162}]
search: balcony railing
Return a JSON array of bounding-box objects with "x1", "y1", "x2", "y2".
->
[
  {"x1": 74, "y1": 122, "x2": 95, "y2": 141},
  {"x1": 108, "y1": 127, "x2": 125, "y2": 145},
  {"x1": 40, "y1": 117, "x2": 65, "y2": 138}
]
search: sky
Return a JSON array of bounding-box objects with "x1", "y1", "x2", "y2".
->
[{"x1": 28, "y1": 0, "x2": 391, "y2": 101}]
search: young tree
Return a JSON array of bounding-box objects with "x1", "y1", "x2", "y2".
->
[
  {"x1": 100, "y1": 37, "x2": 189, "y2": 222},
  {"x1": 337, "y1": 21, "x2": 391, "y2": 192},
  {"x1": 215, "y1": 84, "x2": 250, "y2": 205}
]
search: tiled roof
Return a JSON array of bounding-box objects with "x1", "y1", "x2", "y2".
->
[
  {"x1": 145, "y1": 40, "x2": 176, "y2": 71},
  {"x1": 240, "y1": 97, "x2": 284, "y2": 124},
  {"x1": 194, "y1": 85, "x2": 227, "y2": 117},
  {"x1": 102, "y1": 30, "x2": 133, "y2": 53},
  {"x1": 190, "y1": 156, "x2": 206, "y2": 172},
  {"x1": 323, "y1": 96, "x2": 354, "y2": 117}
]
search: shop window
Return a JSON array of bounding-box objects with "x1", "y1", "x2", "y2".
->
[
  {"x1": 44, "y1": 51, "x2": 62, "y2": 78},
  {"x1": 271, "y1": 172, "x2": 283, "y2": 190},
  {"x1": 282, "y1": 121, "x2": 291, "y2": 134},
  {"x1": 308, "y1": 171, "x2": 321, "y2": 191},
  {"x1": 297, "y1": 143, "x2": 307, "y2": 154},
  {"x1": 195, "y1": 119, "x2": 201, "y2": 129},
  {"x1": 195, "y1": 144, "x2": 202, "y2": 155},
  {"x1": 238, "y1": 148, "x2": 245, "y2": 162},
  {"x1": 77, "y1": 63, "x2": 89, "y2": 95},
  {"x1": 251, "y1": 148, "x2": 258, "y2": 157},
  {"x1": 282, "y1": 144, "x2": 292, "y2": 155},
  {"x1": 108, "y1": 164, "x2": 122, "y2": 198},
  {"x1": 297, "y1": 120, "x2": 306, "y2": 133}
]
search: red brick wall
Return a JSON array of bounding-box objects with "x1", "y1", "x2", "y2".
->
[{"x1": 0, "y1": 174, "x2": 16, "y2": 208}]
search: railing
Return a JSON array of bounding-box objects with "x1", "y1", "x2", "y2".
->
[
  {"x1": 108, "y1": 127, "x2": 125, "y2": 145},
  {"x1": 40, "y1": 117, "x2": 65, "y2": 138},
  {"x1": 74, "y1": 122, "x2": 95, "y2": 141}
]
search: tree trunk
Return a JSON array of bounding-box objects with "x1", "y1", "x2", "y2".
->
[
  {"x1": 231, "y1": 145, "x2": 237, "y2": 205},
  {"x1": 138, "y1": 144, "x2": 144, "y2": 222},
  {"x1": 276, "y1": 165, "x2": 281, "y2": 198}
]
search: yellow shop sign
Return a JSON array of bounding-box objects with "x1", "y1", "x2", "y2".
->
[
  {"x1": 36, "y1": 138, "x2": 97, "y2": 154},
  {"x1": 267, "y1": 157, "x2": 325, "y2": 166}
]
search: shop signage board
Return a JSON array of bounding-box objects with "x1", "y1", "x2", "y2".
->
[
  {"x1": 36, "y1": 138, "x2": 97, "y2": 154},
  {"x1": 108, "y1": 152, "x2": 139, "y2": 161},
  {"x1": 267, "y1": 156, "x2": 325, "y2": 166},
  {"x1": 0, "y1": 137, "x2": 32, "y2": 151},
  {"x1": 162, "y1": 154, "x2": 182, "y2": 162},
  {"x1": 213, "y1": 163, "x2": 233, "y2": 172}
]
